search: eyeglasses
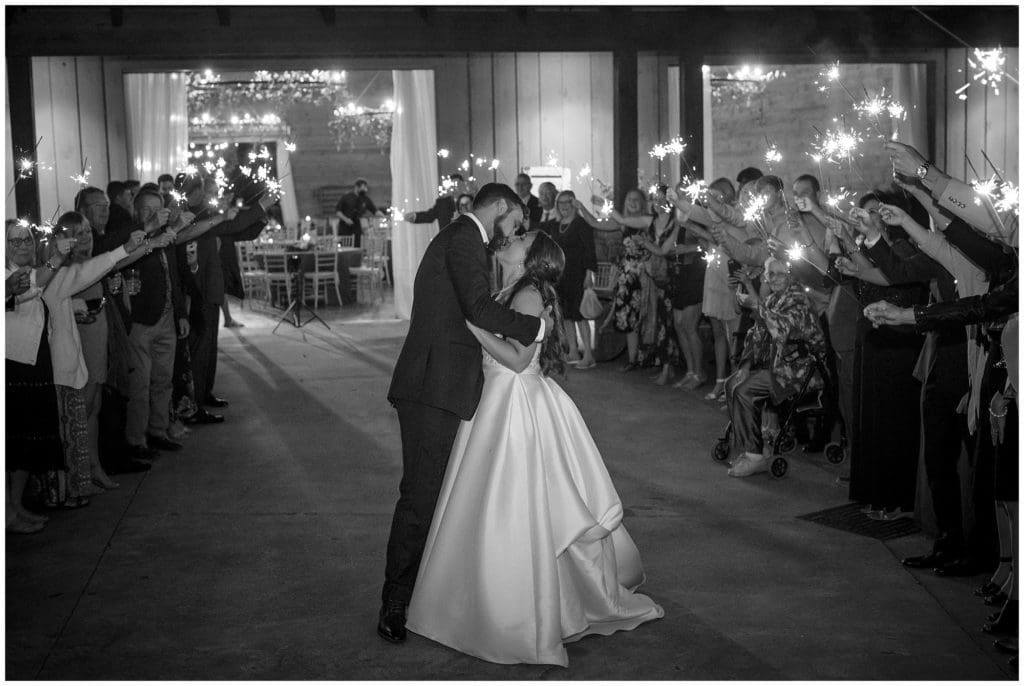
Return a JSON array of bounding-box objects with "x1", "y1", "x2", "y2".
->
[{"x1": 7, "y1": 237, "x2": 33, "y2": 247}]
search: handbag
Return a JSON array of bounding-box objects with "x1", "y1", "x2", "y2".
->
[{"x1": 579, "y1": 287, "x2": 603, "y2": 320}]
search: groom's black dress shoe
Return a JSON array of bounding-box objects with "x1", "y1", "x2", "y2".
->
[{"x1": 377, "y1": 600, "x2": 408, "y2": 643}]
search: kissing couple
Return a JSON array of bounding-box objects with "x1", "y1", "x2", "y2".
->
[{"x1": 380, "y1": 182, "x2": 663, "y2": 667}]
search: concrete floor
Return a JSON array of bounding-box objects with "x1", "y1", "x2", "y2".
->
[{"x1": 5, "y1": 297, "x2": 1018, "y2": 680}]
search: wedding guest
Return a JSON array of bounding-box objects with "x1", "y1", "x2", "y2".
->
[
  {"x1": 592, "y1": 189, "x2": 654, "y2": 370},
  {"x1": 6, "y1": 220, "x2": 66, "y2": 532},
  {"x1": 107, "y1": 180, "x2": 134, "y2": 228},
  {"x1": 43, "y1": 212, "x2": 145, "y2": 506},
  {"x1": 537, "y1": 182, "x2": 558, "y2": 226},
  {"x1": 157, "y1": 174, "x2": 175, "y2": 200},
  {"x1": 404, "y1": 174, "x2": 465, "y2": 228},
  {"x1": 726, "y1": 257, "x2": 826, "y2": 477},
  {"x1": 456, "y1": 193, "x2": 474, "y2": 216},
  {"x1": 839, "y1": 191, "x2": 928, "y2": 519},
  {"x1": 547, "y1": 191, "x2": 597, "y2": 369},
  {"x1": 514, "y1": 173, "x2": 543, "y2": 228}
]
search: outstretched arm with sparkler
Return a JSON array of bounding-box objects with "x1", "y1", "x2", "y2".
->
[
  {"x1": 886, "y1": 141, "x2": 1017, "y2": 246},
  {"x1": 573, "y1": 200, "x2": 622, "y2": 233}
]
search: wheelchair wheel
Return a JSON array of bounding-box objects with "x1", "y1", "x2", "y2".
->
[
  {"x1": 770, "y1": 456, "x2": 788, "y2": 478},
  {"x1": 775, "y1": 432, "x2": 797, "y2": 455},
  {"x1": 711, "y1": 439, "x2": 730, "y2": 463},
  {"x1": 825, "y1": 442, "x2": 846, "y2": 464}
]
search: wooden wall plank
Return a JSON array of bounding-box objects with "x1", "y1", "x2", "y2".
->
[
  {"x1": 75, "y1": 57, "x2": 110, "y2": 190},
  {"x1": 491, "y1": 52, "x2": 518, "y2": 182},
  {"x1": 102, "y1": 57, "x2": 129, "y2": 182},
  {"x1": 1002, "y1": 49, "x2": 1018, "y2": 183},
  {"x1": 433, "y1": 56, "x2": 472, "y2": 183},
  {"x1": 561, "y1": 52, "x2": 592, "y2": 198},
  {"x1": 31, "y1": 57, "x2": 59, "y2": 219},
  {"x1": 964, "y1": 50, "x2": 987, "y2": 183},
  {"x1": 637, "y1": 52, "x2": 659, "y2": 191},
  {"x1": 5, "y1": 61, "x2": 15, "y2": 217},
  {"x1": 589, "y1": 52, "x2": 614, "y2": 201},
  {"x1": 468, "y1": 53, "x2": 495, "y2": 168},
  {"x1": 515, "y1": 52, "x2": 541, "y2": 172},
  {"x1": 944, "y1": 48, "x2": 968, "y2": 182},
  {"x1": 48, "y1": 57, "x2": 83, "y2": 213},
  {"x1": 538, "y1": 52, "x2": 563, "y2": 169}
]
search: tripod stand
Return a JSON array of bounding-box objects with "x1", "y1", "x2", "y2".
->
[{"x1": 273, "y1": 253, "x2": 330, "y2": 332}]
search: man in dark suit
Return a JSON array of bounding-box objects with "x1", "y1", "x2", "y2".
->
[
  {"x1": 185, "y1": 177, "x2": 270, "y2": 410},
  {"x1": 379, "y1": 183, "x2": 551, "y2": 644},
  {"x1": 514, "y1": 172, "x2": 543, "y2": 228},
  {"x1": 403, "y1": 173, "x2": 467, "y2": 228},
  {"x1": 107, "y1": 180, "x2": 135, "y2": 230}
]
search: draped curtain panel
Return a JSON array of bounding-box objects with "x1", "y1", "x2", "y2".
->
[
  {"x1": 123, "y1": 72, "x2": 188, "y2": 181},
  {"x1": 389, "y1": 70, "x2": 439, "y2": 320}
]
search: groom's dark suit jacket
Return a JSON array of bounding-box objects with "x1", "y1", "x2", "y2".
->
[{"x1": 388, "y1": 214, "x2": 541, "y2": 420}]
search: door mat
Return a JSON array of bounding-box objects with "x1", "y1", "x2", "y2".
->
[{"x1": 797, "y1": 503, "x2": 921, "y2": 541}]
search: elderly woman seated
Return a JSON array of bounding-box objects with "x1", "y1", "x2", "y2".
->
[{"x1": 726, "y1": 256, "x2": 827, "y2": 477}]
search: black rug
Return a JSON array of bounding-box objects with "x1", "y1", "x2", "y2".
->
[{"x1": 797, "y1": 503, "x2": 921, "y2": 541}]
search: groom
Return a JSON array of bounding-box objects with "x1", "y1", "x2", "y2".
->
[{"x1": 379, "y1": 183, "x2": 549, "y2": 643}]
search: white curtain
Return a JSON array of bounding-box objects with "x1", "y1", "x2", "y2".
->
[
  {"x1": 123, "y1": 72, "x2": 188, "y2": 181},
  {"x1": 389, "y1": 70, "x2": 438, "y2": 320},
  {"x1": 892, "y1": 64, "x2": 928, "y2": 154},
  {"x1": 274, "y1": 140, "x2": 300, "y2": 227}
]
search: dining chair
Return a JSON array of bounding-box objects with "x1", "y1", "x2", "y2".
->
[
  {"x1": 261, "y1": 249, "x2": 292, "y2": 308},
  {"x1": 304, "y1": 246, "x2": 342, "y2": 308},
  {"x1": 237, "y1": 241, "x2": 269, "y2": 307}
]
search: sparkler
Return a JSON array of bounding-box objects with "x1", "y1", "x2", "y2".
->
[
  {"x1": 682, "y1": 177, "x2": 709, "y2": 204},
  {"x1": 814, "y1": 61, "x2": 842, "y2": 93},
  {"x1": 284, "y1": 141, "x2": 297, "y2": 153},
  {"x1": 786, "y1": 244, "x2": 805, "y2": 262},
  {"x1": 648, "y1": 137, "x2": 686, "y2": 160},
  {"x1": 955, "y1": 48, "x2": 1011, "y2": 100},
  {"x1": 854, "y1": 88, "x2": 907, "y2": 140},
  {"x1": 460, "y1": 159, "x2": 470, "y2": 172},
  {"x1": 994, "y1": 181, "x2": 1019, "y2": 216},
  {"x1": 437, "y1": 148, "x2": 450, "y2": 158},
  {"x1": 546, "y1": 151, "x2": 559, "y2": 166}
]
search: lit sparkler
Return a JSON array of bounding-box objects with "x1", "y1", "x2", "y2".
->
[
  {"x1": 682, "y1": 178, "x2": 709, "y2": 204},
  {"x1": 786, "y1": 244, "x2": 805, "y2": 261},
  {"x1": 764, "y1": 146, "x2": 782, "y2": 165},
  {"x1": 488, "y1": 159, "x2": 500, "y2": 171},
  {"x1": 600, "y1": 198, "x2": 614, "y2": 218},
  {"x1": 284, "y1": 141, "x2": 297, "y2": 153},
  {"x1": 460, "y1": 159, "x2": 471, "y2": 172},
  {"x1": 814, "y1": 61, "x2": 841, "y2": 93},
  {"x1": 648, "y1": 137, "x2": 686, "y2": 160},
  {"x1": 994, "y1": 181, "x2": 1019, "y2": 215},
  {"x1": 437, "y1": 148, "x2": 450, "y2": 158},
  {"x1": 813, "y1": 126, "x2": 864, "y2": 167},
  {"x1": 742, "y1": 194, "x2": 770, "y2": 223}
]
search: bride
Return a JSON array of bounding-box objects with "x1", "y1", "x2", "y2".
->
[{"x1": 406, "y1": 230, "x2": 663, "y2": 667}]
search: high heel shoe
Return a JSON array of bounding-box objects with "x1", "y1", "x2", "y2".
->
[{"x1": 92, "y1": 476, "x2": 120, "y2": 490}]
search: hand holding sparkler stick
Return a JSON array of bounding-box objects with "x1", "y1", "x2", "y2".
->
[{"x1": 883, "y1": 141, "x2": 928, "y2": 179}]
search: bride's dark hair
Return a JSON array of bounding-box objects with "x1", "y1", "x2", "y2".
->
[{"x1": 501, "y1": 231, "x2": 567, "y2": 377}]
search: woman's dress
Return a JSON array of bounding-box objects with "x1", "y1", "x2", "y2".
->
[
  {"x1": 550, "y1": 216, "x2": 597, "y2": 322},
  {"x1": 406, "y1": 347, "x2": 664, "y2": 667},
  {"x1": 610, "y1": 228, "x2": 651, "y2": 334}
]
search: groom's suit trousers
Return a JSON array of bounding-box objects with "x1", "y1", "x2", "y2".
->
[{"x1": 383, "y1": 399, "x2": 462, "y2": 604}]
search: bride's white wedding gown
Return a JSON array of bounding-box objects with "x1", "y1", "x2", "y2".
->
[{"x1": 406, "y1": 347, "x2": 664, "y2": 667}]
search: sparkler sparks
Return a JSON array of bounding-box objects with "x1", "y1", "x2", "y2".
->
[
  {"x1": 764, "y1": 146, "x2": 782, "y2": 164},
  {"x1": 815, "y1": 62, "x2": 842, "y2": 92},
  {"x1": 682, "y1": 178, "x2": 709, "y2": 204},
  {"x1": 577, "y1": 164, "x2": 592, "y2": 179},
  {"x1": 600, "y1": 198, "x2": 614, "y2": 218},
  {"x1": 648, "y1": 137, "x2": 686, "y2": 161},
  {"x1": 786, "y1": 244, "x2": 806, "y2": 261},
  {"x1": 460, "y1": 159, "x2": 470, "y2": 172},
  {"x1": 437, "y1": 148, "x2": 450, "y2": 158},
  {"x1": 956, "y1": 48, "x2": 1009, "y2": 100},
  {"x1": 284, "y1": 141, "x2": 297, "y2": 153},
  {"x1": 813, "y1": 127, "x2": 864, "y2": 166},
  {"x1": 825, "y1": 189, "x2": 851, "y2": 209},
  {"x1": 742, "y1": 194, "x2": 770, "y2": 223},
  {"x1": 488, "y1": 159, "x2": 500, "y2": 171},
  {"x1": 994, "y1": 181, "x2": 1019, "y2": 215}
]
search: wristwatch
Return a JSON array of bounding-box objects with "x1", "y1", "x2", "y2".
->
[{"x1": 915, "y1": 162, "x2": 930, "y2": 180}]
